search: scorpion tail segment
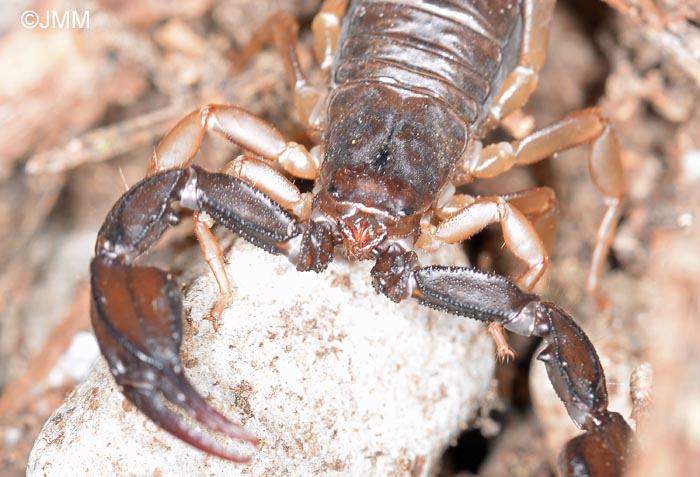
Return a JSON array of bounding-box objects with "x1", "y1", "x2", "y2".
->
[
  {"x1": 90, "y1": 257, "x2": 257, "y2": 461},
  {"x1": 532, "y1": 303, "x2": 609, "y2": 430},
  {"x1": 559, "y1": 411, "x2": 634, "y2": 477},
  {"x1": 189, "y1": 166, "x2": 299, "y2": 254}
]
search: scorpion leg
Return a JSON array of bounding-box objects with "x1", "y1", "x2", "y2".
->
[
  {"x1": 196, "y1": 153, "x2": 317, "y2": 326},
  {"x1": 193, "y1": 212, "x2": 232, "y2": 330},
  {"x1": 92, "y1": 166, "x2": 309, "y2": 460},
  {"x1": 268, "y1": 2, "x2": 350, "y2": 139},
  {"x1": 436, "y1": 187, "x2": 560, "y2": 255},
  {"x1": 311, "y1": 0, "x2": 349, "y2": 71},
  {"x1": 270, "y1": 13, "x2": 326, "y2": 138},
  {"x1": 501, "y1": 187, "x2": 560, "y2": 256},
  {"x1": 463, "y1": 108, "x2": 625, "y2": 309},
  {"x1": 221, "y1": 156, "x2": 314, "y2": 220},
  {"x1": 481, "y1": 0, "x2": 556, "y2": 132},
  {"x1": 148, "y1": 104, "x2": 321, "y2": 324},
  {"x1": 372, "y1": 253, "x2": 633, "y2": 477},
  {"x1": 149, "y1": 104, "x2": 318, "y2": 179},
  {"x1": 417, "y1": 195, "x2": 548, "y2": 292},
  {"x1": 433, "y1": 187, "x2": 559, "y2": 360},
  {"x1": 416, "y1": 190, "x2": 548, "y2": 361}
]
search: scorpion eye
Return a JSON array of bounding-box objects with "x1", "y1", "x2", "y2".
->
[
  {"x1": 394, "y1": 202, "x2": 415, "y2": 218},
  {"x1": 327, "y1": 183, "x2": 339, "y2": 197}
]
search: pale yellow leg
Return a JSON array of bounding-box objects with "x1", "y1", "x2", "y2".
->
[
  {"x1": 220, "y1": 155, "x2": 313, "y2": 221},
  {"x1": 149, "y1": 104, "x2": 319, "y2": 179},
  {"x1": 148, "y1": 104, "x2": 322, "y2": 328},
  {"x1": 459, "y1": 108, "x2": 625, "y2": 309},
  {"x1": 502, "y1": 187, "x2": 560, "y2": 256},
  {"x1": 418, "y1": 196, "x2": 548, "y2": 292},
  {"x1": 481, "y1": 0, "x2": 556, "y2": 133},
  {"x1": 311, "y1": 0, "x2": 350, "y2": 70},
  {"x1": 429, "y1": 187, "x2": 559, "y2": 358},
  {"x1": 436, "y1": 186, "x2": 559, "y2": 256},
  {"x1": 193, "y1": 212, "x2": 232, "y2": 331},
  {"x1": 269, "y1": 1, "x2": 349, "y2": 139},
  {"x1": 270, "y1": 13, "x2": 325, "y2": 137},
  {"x1": 488, "y1": 322, "x2": 517, "y2": 362}
]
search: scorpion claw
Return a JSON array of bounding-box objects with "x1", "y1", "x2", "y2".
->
[
  {"x1": 395, "y1": 266, "x2": 633, "y2": 475},
  {"x1": 533, "y1": 303, "x2": 609, "y2": 429},
  {"x1": 120, "y1": 371, "x2": 258, "y2": 462},
  {"x1": 90, "y1": 257, "x2": 258, "y2": 461},
  {"x1": 559, "y1": 411, "x2": 633, "y2": 477}
]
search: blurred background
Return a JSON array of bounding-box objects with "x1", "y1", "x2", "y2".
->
[{"x1": 0, "y1": 0, "x2": 698, "y2": 475}]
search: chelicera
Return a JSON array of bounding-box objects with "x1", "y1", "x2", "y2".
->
[{"x1": 90, "y1": 0, "x2": 633, "y2": 475}]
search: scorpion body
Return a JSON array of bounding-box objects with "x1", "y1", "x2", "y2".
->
[
  {"x1": 335, "y1": 0, "x2": 521, "y2": 125},
  {"x1": 320, "y1": 0, "x2": 521, "y2": 243},
  {"x1": 91, "y1": 0, "x2": 633, "y2": 475}
]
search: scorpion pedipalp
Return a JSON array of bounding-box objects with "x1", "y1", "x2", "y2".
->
[
  {"x1": 559, "y1": 411, "x2": 634, "y2": 477},
  {"x1": 371, "y1": 261, "x2": 634, "y2": 476},
  {"x1": 90, "y1": 165, "x2": 305, "y2": 461},
  {"x1": 90, "y1": 258, "x2": 258, "y2": 462}
]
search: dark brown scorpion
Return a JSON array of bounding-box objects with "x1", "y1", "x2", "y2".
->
[{"x1": 90, "y1": 0, "x2": 634, "y2": 474}]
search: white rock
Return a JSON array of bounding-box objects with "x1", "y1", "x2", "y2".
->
[{"x1": 28, "y1": 240, "x2": 495, "y2": 477}]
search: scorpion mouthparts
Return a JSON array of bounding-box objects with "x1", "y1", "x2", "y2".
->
[
  {"x1": 337, "y1": 206, "x2": 388, "y2": 257},
  {"x1": 120, "y1": 369, "x2": 259, "y2": 462}
]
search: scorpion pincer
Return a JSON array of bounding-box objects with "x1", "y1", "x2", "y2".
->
[{"x1": 91, "y1": 0, "x2": 633, "y2": 474}]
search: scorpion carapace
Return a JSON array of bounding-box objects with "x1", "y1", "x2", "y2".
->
[
  {"x1": 91, "y1": 0, "x2": 632, "y2": 474},
  {"x1": 322, "y1": 84, "x2": 467, "y2": 220}
]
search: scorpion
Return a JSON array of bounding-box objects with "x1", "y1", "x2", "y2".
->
[{"x1": 90, "y1": 0, "x2": 634, "y2": 475}]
